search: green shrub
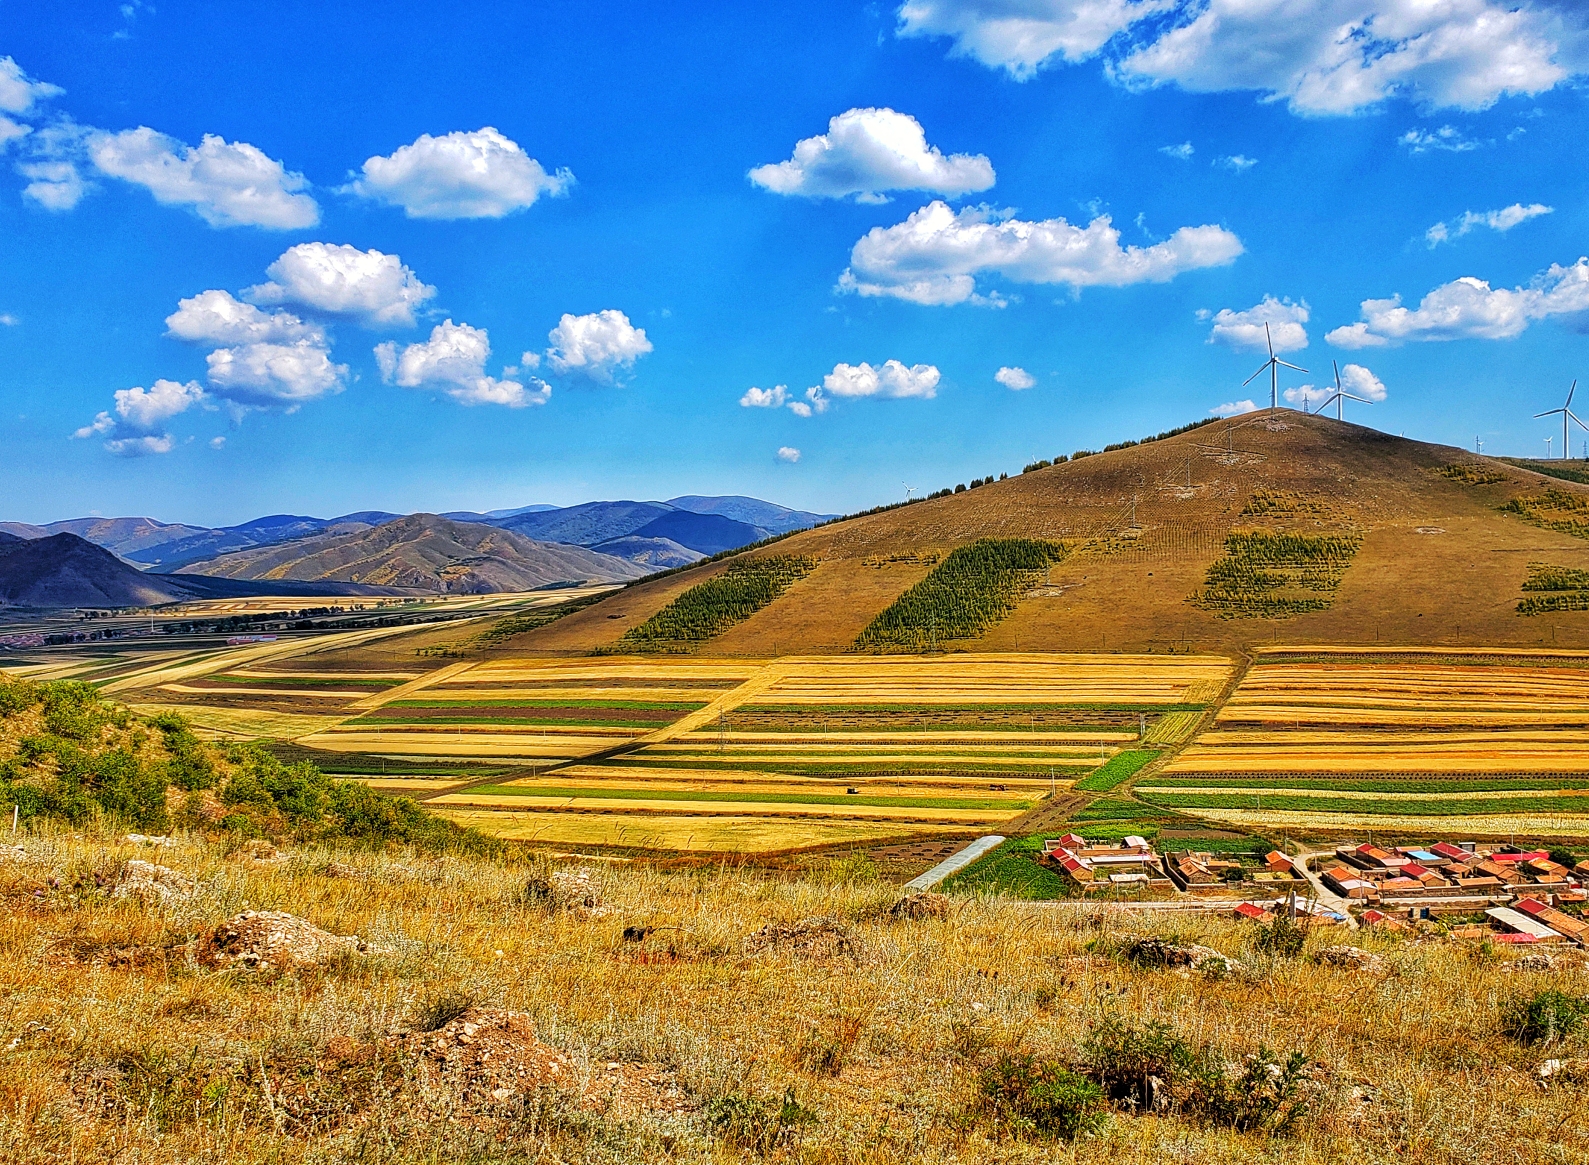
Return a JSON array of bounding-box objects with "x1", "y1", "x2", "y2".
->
[
  {"x1": 706, "y1": 1088, "x2": 817, "y2": 1154},
  {"x1": 1253, "y1": 915, "x2": 1307, "y2": 958},
  {"x1": 976, "y1": 1054, "x2": 1107, "y2": 1141},
  {"x1": 1082, "y1": 1016, "x2": 1191, "y2": 1110},
  {"x1": 0, "y1": 675, "x2": 41, "y2": 717},
  {"x1": 1502, "y1": 989, "x2": 1589, "y2": 1045}
]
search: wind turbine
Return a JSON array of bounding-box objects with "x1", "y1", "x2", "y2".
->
[
  {"x1": 1318, "y1": 361, "x2": 1372, "y2": 420},
  {"x1": 903, "y1": 482, "x2": 917, "y2": 501},
  {"x1": 1243, "y1": 322, "x2": 1308, "y2": 410},
  {"x1": 1535, "y1": 380, "x2": 1585, "y2": 461}
]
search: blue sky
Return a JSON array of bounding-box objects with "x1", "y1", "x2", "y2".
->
[{"x1": 2, "y1": 1, "x2": 1587, "y2": 525}]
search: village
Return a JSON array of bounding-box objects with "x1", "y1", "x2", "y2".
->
[{"x1": 1040, "y1": 832, "x2": 1589, "y2": 943}]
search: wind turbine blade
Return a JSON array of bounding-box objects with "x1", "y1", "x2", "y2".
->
[
  {"x1": 1333, "y1": 360, "x2": 1342, "y2": 392},
  {"x1": 1277, "y1": 360, "x2": 1308, "y2": 373},
  {"x1": 1570, "y1": 409, "x2": 1589, "y2": 432},
  {"x1": 1344, "y1": 393, "x2": 1371, "y2": 404},
  {"x1": 1536, "y1": 409, "x2": 1562, "y2": 418},
  {"x1": 1242, "y1": 364, "x2": 1269, "y2": 386},
  {"x1": 1265, "y1": 322, "x2": 1274, "y2": 359},
  {"x1": 1568, "y1": 379, "x2": 1578, "y2": 408}
]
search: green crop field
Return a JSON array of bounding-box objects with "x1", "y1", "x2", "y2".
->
[{"x1": 1071, "y1": 749, "x2": 1160, "y2": 792}]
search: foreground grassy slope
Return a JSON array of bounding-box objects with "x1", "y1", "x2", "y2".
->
[
  {"x1": 507, "y1": 412, "x2": 1589, "y2": 656},
  {"x1": 1, "y1": 829, "x2": 1583, "y2": 1164}
]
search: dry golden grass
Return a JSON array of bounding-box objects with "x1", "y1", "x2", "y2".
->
[
  {"x1": 1182, "y1": 806, "x2": 1589, "y2": 838},
  {"x1": 1, "y1": 826, "x2": 1585, "y2": 1163}
]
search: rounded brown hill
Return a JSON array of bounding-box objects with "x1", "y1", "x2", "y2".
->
[{"x1": 506, "y1": 412, "x2": 1589, "y2": 656}]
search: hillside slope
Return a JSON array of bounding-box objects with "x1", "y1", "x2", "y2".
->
[
  {"x1": 177, "y1": 514, "x2": 649, "y2": 593},
  {"x1": 0, "y1": 534, "x2": 196, "y2": 607},
  {"x1": 505, "y1": 411, "x2": 1589, "y2": 656}
]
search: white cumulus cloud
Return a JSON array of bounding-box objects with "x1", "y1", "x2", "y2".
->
[
  {"x1": 749, "y1": 107, "x2": 995, "y2": 203},
  {"x1": 897, "y1": 0, "x2": 1174, "y2": 79},
  {"x1": 19, "y1": 159, "x2": 89, "y2": 211},
  {"x1": 995, "y1": 365, "x2": 1036, "y2": 390},
  {"x1": 1341, "y1": 363, "x2": 1387, "y2": 401},
  {"x1": 1216, "y1": 154, "x2": 1257, "y2": 171},
  {"x1": 787, "y1": 387, "x2": 829, "y2": 418},
  {"x1": 740, "y1": 385, "x2": 788, "y2": 408},
  {"x1": 206, "y1": 340, "x2": 347, "y2": 407},
  {"x1": 1327, "y1": 257, "x2": 1589, "y2": 347},
  {"x1": 777, "y1": 446, "x2": 801, "y2": 463},
  {"x1": 0, "y1": 116, "x2": 28, "y2": 150},
  {"x1": 898, "y1": 1, "x2": 1587, "y2": 115},
  {"x1": 248, "y1": 243, "x2": 436, "y2": 327},
  {"x1": 0, "y1": 56, "x2": 62, "y2": 115},
  {"x1": 1425, "y1": 202, "x2": 1553, "y2": 247},
  {"x1": 86, "y1": 127, "x2": 318, "y2": 228},
  {"x1": 165, "y1": 289, "x2": 323, "y2": 346},
  {"x1": 352, "y1": 127, "x2": 572, "y2": 219},
  {"x1": 839, "y1": 200, "x2": 1242, "y2": 305},
  {"x1": 823, "y1": 360, "x2": 941, "y2": 399},
  {"x1": 544, "y1": 310, "x2": 652, "y2": 382},
  {"x1": 1204, "y1": 295, "x2": 1309, "y2": 352},
  {"x1": 1210, "y1": 399, "x2": 1258, "y2": 417},
  {"x1": 73, "y1": 377, "x2": 206, "y2": 456},
  {"x1": 1160, "y1": 141, "x2": 1194, "y2": 159},
  {"x1": 1282, "y1": 383, "x2": 1331, "y2": 408},
  {"x1": 376, "y1": 320, "x2": 547, "y2": 408}
]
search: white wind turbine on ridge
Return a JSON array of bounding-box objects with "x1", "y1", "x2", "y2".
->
[
  {"x1": 1242, "y1": 322, "x2": 1308, "y2": 410},
  {"x1": 1535, "y1": 380, "x2": 1585, "y2": 461},
  {"x1": 1318, "y1": 360, "x2": 1372, "y2": 421}
]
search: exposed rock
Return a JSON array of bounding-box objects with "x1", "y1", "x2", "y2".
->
[
  {"x1": 109, "y1": 859, "x2": 194, "y2": 905},
  {"x1": 1538, "y1": 1058, "x2": 1589, "y2": 1085},
  {"x1": 196, "y1": 910, "x2": 372, "y2": 970},
  {"x1": 1508, "y1": 952, "x2": 1556, "y2": 973},
  {"x1": 1316, "y1": 945, "x2": 1386, "y2": 974},
  {"x1": 888, "y1": 892, "x2": 950, "y2": 921},
  {"x1": 123, "y1": 833, "x2": 173, "y2": 847},
  {"x1": 1120, "y1": 935, "x2": 1242, "y2": 973},
  {"x1": 392, "y1": 1007, "x2": 693, "y2": 1120},
  {"x1": 744, "y1": 916, "x2": 860, "y2": 960},
  {"x1": 523, "y1": 867, "x2": 608, "y2": 916}
]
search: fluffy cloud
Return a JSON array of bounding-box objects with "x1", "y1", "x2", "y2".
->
[
  {"x1": 1425, "y1": 202, "x2": 1553, "y2": 247},
  {"x1": 0, "y1": 313, "x2": 15, "y2": 326},
  {"x1": 1282, "y1": 383, "x2": 1332, "y2": 408},
  {"x1": 787, "y1": 387, "x2": 829, "y2": 418},
  {"x1": 897, "y1": 0, "x2": 1173, "y2": 79},
  {"x1": 1398, "y1": 125, "x2": 1481, "y2": 153},
  {"x1": 206, "y1": 340, "x2": 347, "y2": 407},
  {"x1": 18, "y1": 159, "x2": 87, "y2": 210},
  {"x1": 740, "y1": 385, "x2": 788, "y2": 408},
  {"x1": 899, "y1": 1, "x2": 1587, "y2": 114},
  {"x1": 86, "y1": 127, "x2": 318, "y2": 228},
  {"x1": 0, "y1": 116, "x2": 27, "y2": 150},
  {"x1": 376, "y1": 320, "x2": 547, "y2": 408},
  {"x1": 1160, "y1": 141, "x2": 1193, "y2": 159},
  {"x1": 352, "y1": 127, "x2": 572, "y2": 219},
  {"x1": 1216, "y1": 154, "x2": 1257, "y2": 171},
  {"x1": 776, "y1": 446, "x2": 801, "y2": 463},
  {"x1": 823, "y1": 360, "x2": 941, "y2": 399},
  {"x1": 73, "y1": 378, "x2": 206, "y2": 456},
  {"x1": 0, "y1": 56, "x2": 62, "y2": 115},
  {"x1": 1204, "y1": 295, "x2": 1309, "y2": 352},
  {"x1": 165, "y1": 289, "x2": 322, "y2": 346},
  {"x1": 1210, "y1": 399, "x2": 1258, "y2": 417},
  {"x1": 1341, "y1": 363, "x2": 1387, "y2": 401},
  {"x1": 1327, "y1": 257, "x2": 1589, "y2": 347},
  {"x1": 248, "y1": 243, "x2": 436, "y2": 327},
  {"x1": 839, "y1": 200, "x2": 1242, "y2": 305},
  {"x1": 544, "y1": 310, "x2": 653, "y2": 381},
  {"x1": 749, "y1": 107, "x2": 994, "y2": 203},
  {"x1": 995, "y1": 365, "x2": 1036, "y2": 390}
]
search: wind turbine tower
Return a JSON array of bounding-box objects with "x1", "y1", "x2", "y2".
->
[
  {"x1": 1243, "y1": 322, "x2": 1308, "y2": 410},
  {"x1": 1318, "y1": 361, "x2": 1372, "y2": 421},
  {"x1": 1535, "y1": 380, "x2": 1585, "y2": 461}
]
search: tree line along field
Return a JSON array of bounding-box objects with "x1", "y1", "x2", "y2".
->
[
  {"x1": 1148, "y1": 649, "x2": 1589, "y2": 838},
  {"x1": 421, "y1": 654, "x2": 1231, "y2": 852}
]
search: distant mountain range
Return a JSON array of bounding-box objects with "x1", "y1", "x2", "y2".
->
[
  {"x1": 175, "y1": 514, "x2": 649, "y2": 592},
  {"x1": 0, "y1": 494, "x2": 833, "y2": 608}
]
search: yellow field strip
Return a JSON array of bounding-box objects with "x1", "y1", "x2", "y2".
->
[
  {"x1": 463, "y1": 662, "x2": 762, "y2": 681},
  {"x1": 429, "y1": 793, "x2": 1020, "y2": 822},
  {"x1": 1216, "y1": 707, "x2": 1589, "y2": 727},
  {"x1": 1137, "y1": 785, "x2": 1589, "y2": 802},
  {"x1": 293, "y1": 733, "x2": 630, "y2": 759},
  {"x1": 1175, "y1": 806, "x2": 1589, "y2": 839},
  {"x1": 496, "y1": 775, "x2": 1050, "y2": 796},
  {"x1": 555, "y1": 765, "x2": 1063, "y2": 789},
  {"x1": 100, "y1": 622, "x2": 474, "y2": 694},
  {"x1": 127, "y1": 704, "x2": 346, "y2": 740},
  {"x1": 434, "y1": 810, "x2": 913, "y2": 851},
  {"x1": 1252, "y1": 645, "x2": 1589, "y2": 658},
  {"x1": 348, "y1": 659, "x2": 478, "y2": 711},
  {"x1": 1167, "y1": 753, "x2": 1589, "y2": 775},
  {"x1": 158, "y1": 684, "x2": 368, "y2": 700},
  {"x1": 419, "y1": 686, "x2": 733, "y2": 701},
  {"x1": 238, "y1": 670, "x2": 422, "y2": 680}
]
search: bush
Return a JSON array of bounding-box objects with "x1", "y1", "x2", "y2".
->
[
  {"x1": 1082, "y1": 1016, "x2": 1190, "y2": 1110},
  {"x1": 706, "y1": 1088, "x2": 816, "y2": 1154},
  {"x1": 1253, "y1": 915, "x2": 1307, "y2": 958},
  {"x1": 1183, "y1": 1046, "x2": 1309, "y2": 1134},
  {"x1": 976, "y1": 1054, "x2": 1106, "y2": 1141},
  {"x1": 1503, "y1": 989, "x2": 1589, "y2": 1045},
  {"x1": 0, "y1": 675, "x2": 41, "y2": 716}
]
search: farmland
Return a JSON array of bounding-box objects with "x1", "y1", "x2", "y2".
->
[
  {"x1": 426, "y1": 654, "x2": 1231, "y2": 851},
  {"x1": 1147, "y1": 650, "x2": 1589, "y2": 838}
]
